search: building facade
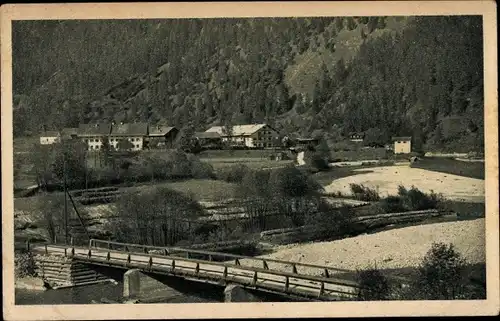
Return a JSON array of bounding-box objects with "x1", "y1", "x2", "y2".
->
[
  {"x1": 205, "y1": 124, "x2": 279, "y2": 148},
  {"x1": 392, "y1": 136, "x2": 412, "y2": 154},
  {"x1": 77, "y1": 123, "x2": 112, "y2": 151},
  {"x1": 147, "y1": 125, "x2": 178, "y2": 149},
  {"x1": 109, "y1": 122, "x2": 148, "y2": 151},
  {"x1": 194, "y1": 131, "x2": 222, "y2": 148},
  {"x1": 39, "y1": 131, "x2": 61, "y2": 145}
]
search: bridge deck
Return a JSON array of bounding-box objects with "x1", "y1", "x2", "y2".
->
[{"x1": 31, "y1": 240, "x2": 361, "y2": 301}]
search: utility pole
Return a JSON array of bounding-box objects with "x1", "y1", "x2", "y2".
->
[{"x1": 63, "y1": 141, "x2": 69, "y2": 245}]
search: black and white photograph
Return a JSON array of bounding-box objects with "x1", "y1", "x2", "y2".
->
[{"x1": 1, "y1": 1, "x2": 498, "y2": 319}]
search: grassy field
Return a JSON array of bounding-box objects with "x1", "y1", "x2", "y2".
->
[
  {"x1": 411, "y1": 157, "x2": 485, "y2": 180},
  {"x1": 128, "y1": 179, "x2": 239, "y2": 201},
  {"x1": 204, "y1": 158, "x2": 294, "y2": 170},
  {"x1": 198, "y1": 149, "x2": 279, "y2": 159},
  {"x1": 329, "y1": 147, "x2": 389, "y2": 162}
]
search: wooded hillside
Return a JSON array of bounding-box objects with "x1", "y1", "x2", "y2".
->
[{"x1": 13, "y1": 16, "x2": 484, "y2": 152}]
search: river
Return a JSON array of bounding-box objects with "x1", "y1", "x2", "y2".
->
[{"x1": 15, "y1": 281, "x2": 219, "y2": 305}]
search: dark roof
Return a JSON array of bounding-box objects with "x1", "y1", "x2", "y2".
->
[
  {"x1": 40, "y1": 131, "x2": 60, "y2": 137},
  {"x1": 296, "y1": 137, "x2": 319, "y2": 143},
  {"x1": 148, "y1": 125, "x2": 177, "y2": 137},
  {"x1": 194, "y1": 131, "x2": 221, "y2": 139},
  {"x1": 392, "y1": 136, "x2": 412, "y2": 141},
  {"x1": 77, "y1": 123, "x2": 112, "y2": 137},
  {"x1": 110, "y1": 122, "x2": 148, "y2": 136},
  {"x1": 61, "y1": 128, "x2": 78, "y2": 136}
]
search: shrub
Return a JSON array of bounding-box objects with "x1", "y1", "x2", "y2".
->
[
  {"x1": 15, "y1": 250, "x2": 37, "y2": 278},
  {"x1": 412, "y1": 242, "x2": 468, "y2": 299},
  {"x1": 397, "y1": 185, "x2": 441, "y2": 211},
  {"x1": 310, "y1": 154, "x2": 330, "y2": 171},
  {"x1": 379, "y1": 195, "x2": 406, "y2": 213},
  {"x1": 356, "y1": 268, "x2": 390, "y2": 301},
  {"x1": 191, "y1": 160, "x2": 216, "y2": 179},
  {"x1": 217, "y1": 164, "x2": 251, "y2": 183},
  {"x1": 350, "y1": 183, "x2": 381, "y2": 201}
]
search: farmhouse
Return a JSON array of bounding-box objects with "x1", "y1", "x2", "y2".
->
[
  {"x1": 392, "y1": 136, "x2": 412, "y2": 154},
  {"x1": 61, "y1": 127, "x2": 78, "y2": 140},
  {"x1": 349, "y1": 132, "x2": 365, "y2": 142},
  {"x1": 77, "y1": 123, "x2": 112, "y2": 151},
  {"x1": 109, "y1": 122, "x2": 148, "y2": 151},
  {"x1": 39, "y1": 131, "x2": 61, "y2": 145},
  {"x1": 295, "y1": 137, "x2": 320, "y2": 150},
  {"x1": 204, "y1": 123, "x2": 279, "y2": 148},
  {"x1": 194, "y1": 131, "x2": 222, "y2": 148},
  {"x1": 148, "y1": 125, "x2": 178, "y2": 149}
]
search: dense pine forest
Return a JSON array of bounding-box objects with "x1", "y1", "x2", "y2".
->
[{"x1": 12, "y1": 16, "x2": 484, "y2": 152}]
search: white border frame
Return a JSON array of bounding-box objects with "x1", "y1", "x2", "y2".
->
[{"x1": 2, "y1": 1, "x2": 498, "y2": 319}]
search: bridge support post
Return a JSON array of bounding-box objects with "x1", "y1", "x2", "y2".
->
[
  {"x1": 224, "y1": 284, "x2": 259, "y2": 303},
  {"x1": 123, "y1": 269, "x2": 141, "y2": 299}
]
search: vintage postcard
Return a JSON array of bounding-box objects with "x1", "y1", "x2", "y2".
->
[{"x1": 1, "y1": 1, "x2": 498, "y2": 319}]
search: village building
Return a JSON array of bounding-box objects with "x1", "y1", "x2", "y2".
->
[
  {"x1": 295, "y1": 137, "x2": 320, "y2": 150},
  {"x1": 204, "y1": 124, "x2": 279, "y2": 148},
  {"x1": 349, "y1": 132, "x2": 365, "y2": 142},
  {"x1": 194, "y1": 131, "x2": 222, "y2": 148},
  {"x1": 77, "y1": 123, "x2": 112, "y2": 151},
  {"x1": 109, "y1": 122, "x2": 148, "y2": 151},
  {"x1": 39, "y1": 131, "x2": 61, "y2": 145},
  {"x1": 147, "y1": 125, "x2": 178, "y2": 149},
  {"x1": 392, "y1": 136, "x2": 412, "y2": 154},
  {"x1": 61, "y1": 127, "x2": 78, "y2": 140}
]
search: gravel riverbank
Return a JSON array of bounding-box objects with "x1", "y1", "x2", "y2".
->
[{"x1": 249, "y1": 218, "x2": 485, "y2": 273}]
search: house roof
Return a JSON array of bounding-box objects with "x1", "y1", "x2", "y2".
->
[
  {"x1": 110, "y1": 122, "x2": 148, "y2": 136},
  {"x1": 392, "y1": 136, "x2": 412, "y2": 141},
  {"x1": 194, "y1": 131, "x2": 221, "y2": 139},
  {"x1": 205, "y1": 124, "x2": 269, "y2": 137},
  {"x1": 296, "y1": 137, "x2": 319, "y2": 143},
  {"x1": 77, "y1": 123, "x2": 112, "y2": 137},
  {"x1": 40, "y1": 131, "x2": 60, "y2": 137},
  {"x1": 61, "y1": 128, "x2": 78, "y2": 136},
  {"x1": 148, "y1": 125, "x2": 176, "y2": 136}
]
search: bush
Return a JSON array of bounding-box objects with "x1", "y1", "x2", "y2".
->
[
  {"x1": 310, "y1": 154, "x2": 330, "y2": 171},
  {"x1": 350, "y1": 183, "x2": 381, "y2": 201},
  {"x1": 217, "y1": 164, "x2": 251, "y2": 183},
  {"x1": 190, "y1": 160, "x2": 216, "y2": 179},
  {"x1": 378, "y1": 195, "x2": 406, "y2": 213},
  {"x1": 15, "y1": 250, "x2": 37, "y2": 278},
  {"x1": 411, "y1": 242, "x2": 468, "y2": 300},
  {"x1": 378, "y1": 186, "x2": 442, "y2": 213},
  {"x1": 356, "y1": 268, "x2": 390, "y2": 301},
  {"x1": 398, "y1": 185, "x2": 441, "y2": 211}
]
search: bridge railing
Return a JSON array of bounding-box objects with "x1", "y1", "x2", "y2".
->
[
  {"x1": 88, "y1": 238, "x2": 356, "y2": 279},
  {"x1": 44, "y1": 243, "x2": 360, "y2": 300}
]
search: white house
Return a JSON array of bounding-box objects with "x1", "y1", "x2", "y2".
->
[
  {"x1": 109, "y1": 122, "x2": 148, "y2": 151},
  {"x1": 39, "y1": 131, "x2": 61, "y2": 145},
  {"x1": 77, "y1": 123, "x2": 112, "y2": 151},
  {"x1": 205, "y1": 124, "x2": 279, "y2": 148},
  {"x1": 392, "y1": 136, "x2": 412, "y2": 154}
]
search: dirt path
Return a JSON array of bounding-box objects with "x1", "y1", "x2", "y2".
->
[
  {"x1": 253, "y1": 218, "x2": 485, "y2": 272},
  {"x1": 324, "y1": 165, "x2": 484, "y2": 202}
]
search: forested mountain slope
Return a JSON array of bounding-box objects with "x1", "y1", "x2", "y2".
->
[{"x1": 13, "y1": 16, "x2": 483, "y2": 152}]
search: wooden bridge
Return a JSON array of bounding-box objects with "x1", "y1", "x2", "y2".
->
[{"x1": 30, "y1": 239, "x2": 362, "y2": 301}]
